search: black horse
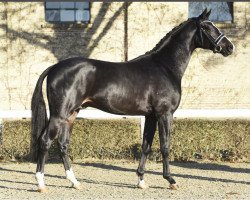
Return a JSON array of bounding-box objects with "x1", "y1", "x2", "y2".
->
[{"x1": 31, "y1": 9, "x2": 234, "y2": 192}]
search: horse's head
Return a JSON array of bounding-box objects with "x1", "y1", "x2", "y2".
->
[{"x1": 195, "y1": 8, "x2": 235, "y2": 57}]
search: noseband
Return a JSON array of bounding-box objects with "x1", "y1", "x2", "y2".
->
[{"x1": 196, "y1": 20, "x2": 225, "y2": 53}]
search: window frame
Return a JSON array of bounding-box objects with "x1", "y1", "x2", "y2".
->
[
  {"x1": 188, "y1": 2, "x2": 234, "y2": 24},
  {"x1": 44, "y1": 1, "x2": 91, "y2": 24}
]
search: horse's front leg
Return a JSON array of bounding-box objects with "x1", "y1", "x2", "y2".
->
[
  {"x1": 137, "y1": 114, "x2": 157, "y2": 189},
  {"x1": 158, "y1": 112, "x2": 178, "y2": 189}
]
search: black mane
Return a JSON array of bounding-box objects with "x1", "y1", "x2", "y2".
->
[
  {"x1": 131, "y1": 19, "x2": 193, "y2": 61},
  {"x1": 146, "y1": 19, "x2": 192, "y2": 55}
]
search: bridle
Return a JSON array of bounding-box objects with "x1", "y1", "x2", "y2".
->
[{"x1": 196, "y1": 19, "x2": 225, "y2": 53}]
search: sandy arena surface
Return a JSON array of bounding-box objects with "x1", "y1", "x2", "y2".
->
[{"x1": 0, "y1": 159, "x2": 249, "y2": 199}]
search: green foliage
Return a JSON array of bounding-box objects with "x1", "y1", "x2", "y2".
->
[
  {"x1": 0, "y1": 119, "x2": 249, "y2": 162},
  {"x1": 0, "y1": 120, "x2": 31, "y2": 160},
  {"x1": 151, "y1": 119, "x2": 249, "y2": 162},
  {"x1": 69, "y1": 119, "x2": 141, "y2": 160}
]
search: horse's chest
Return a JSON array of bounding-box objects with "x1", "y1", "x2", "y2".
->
[{"x1": 153, "y1": 89, "x2": 181, "y2": 114}]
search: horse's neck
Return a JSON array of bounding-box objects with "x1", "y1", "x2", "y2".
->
[{"x1": 151, "y1": 25, "x2": 197, "y2": 81}]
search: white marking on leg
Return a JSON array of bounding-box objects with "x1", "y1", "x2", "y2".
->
[
  {"x1": 66, "y1": 168, "x2": 80, "y2": 187},
  {"x1": 138, "y1": 178, "x2": 145, "y2": 185},
  {"x1": 35, "y1": 172, "x2": 45, "y2": 188},
  {"x1": 137, "y1": 177, "x2": 148, "y2": 189}
]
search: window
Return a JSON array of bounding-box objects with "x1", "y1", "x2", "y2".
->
[
  {"x1": 45, "y1": 1, "x2": 90, "y2": 23},
  {"x1": 189, "y1": 2, "x2": 233, "y2": 22}
]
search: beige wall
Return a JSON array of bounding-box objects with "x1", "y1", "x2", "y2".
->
[{"x1": 0, "y1": 2, "x2": 249, "y2": 110}]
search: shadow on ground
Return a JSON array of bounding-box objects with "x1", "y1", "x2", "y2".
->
[
  {"x1": 0, "y1": 161, "x2": 249, "y2": 187},
  {"x1": 76, "y1": 161, "x2": 250, "y2": 185}
]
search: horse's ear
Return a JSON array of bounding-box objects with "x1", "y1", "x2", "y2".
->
[
  {"x1": 198, "y1": 8, "x2": 211, "y2": 20},
  {"x1": 204, "y1": 9, "x2": 211, "y2": 20}
]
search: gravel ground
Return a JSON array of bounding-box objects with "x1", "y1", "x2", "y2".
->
[{"x1": 0, "y1": 159, "x2": 249, "y2": 200}]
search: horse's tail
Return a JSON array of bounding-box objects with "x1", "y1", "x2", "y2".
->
[{"x1": 31, "y1": 65, "x2": 54, "y2": 162}]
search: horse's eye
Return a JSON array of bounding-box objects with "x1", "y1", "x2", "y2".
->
[
  {"x1": 206, "y1": 29, "x2": 211, "y2": 34},
  {"x1": 203, "y1": 27, "x2": 211, "y2": 34},
  {"x1": 202, "y1": 26, "x2": 210, "y2": 32}
]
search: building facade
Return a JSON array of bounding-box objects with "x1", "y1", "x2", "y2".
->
[{"x1": 0, "y1": 2, "x2": 249, "y2": 111}]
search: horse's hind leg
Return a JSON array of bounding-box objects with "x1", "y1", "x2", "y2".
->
[
  {"x1": 57, "y1": 111, "x2": 82, "y2": 189},
  {"x1": 137, "y1": 114, "x2": 157, "y2": 189},
  {"x1": 36, "y1": 117, "x2": 61, "y2": 192}
]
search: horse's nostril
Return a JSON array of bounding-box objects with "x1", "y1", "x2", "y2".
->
[{"x1": 227, "y1": 44, "x2": 234, "y2": 52}]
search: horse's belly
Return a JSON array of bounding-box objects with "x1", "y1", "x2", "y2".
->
[{"x1": 90, "y1": 94, "x2": 152, "y2": 116}]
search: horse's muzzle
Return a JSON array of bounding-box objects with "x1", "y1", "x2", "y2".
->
[
  {"x1": 226, "y1": 44, "x2": 234, "y2": 55},
  {"x1": 219, "y1": 43, "x2": 235, "y2": 57}
]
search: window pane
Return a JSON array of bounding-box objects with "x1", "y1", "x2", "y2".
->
[
  {"x1": 45, "y1": 10, "x2": 60, "y2": 22},
  {"x1": 60, "y1": 10, "x2": 75, "y2": 21},
  {"x1": 76, "y1": 2, "x2": 89, "y2": 10},
  {"x1": 83, "y1": 11, "x2": 90, "y2": 21},
  {"x1": 61, "y1": 2, "x2": 75, "y2": 9},
  {"x1": 76, "y1": 10, "x2": 90, "y2": 22},
  {"x1": 189, "y1": 2, "x2": 232, "y2": 22},
  {"x1": 46, "y1": 2, "x2": 60, "y2": 9},
  {"x1": 45, "y1": 1, "x2": 90, "y2": 23}
]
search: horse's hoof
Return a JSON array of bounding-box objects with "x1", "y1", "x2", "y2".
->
[
  {"x1": 73, "y1": 182, "x2": 82, "y2": 190},
  {"x1": 37, "y1": 187, "x2": 47, "y2": 193},
  {"x1": 169, "y1": 183, "x2": 179, "y2": 190},
  {"x1": 137, "y1": 182, "x2": 148, "y2": 189}
]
